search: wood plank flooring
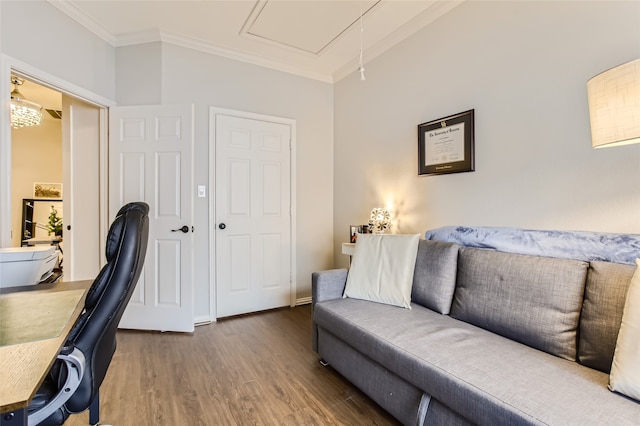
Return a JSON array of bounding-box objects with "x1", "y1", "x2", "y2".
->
[{"x1": 65, "y1": 305, "x2": 399, "y2": 425}]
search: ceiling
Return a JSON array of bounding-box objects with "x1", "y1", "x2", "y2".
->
[{"x1": 48, "y1": 0, "x2": 463, "y2": 83}]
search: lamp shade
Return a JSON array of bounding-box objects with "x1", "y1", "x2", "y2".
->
[{"x1": 587, "y1": 58, "x2": 640, "y2": 148}]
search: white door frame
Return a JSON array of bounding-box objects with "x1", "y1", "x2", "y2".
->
[
  {"x1": 208, "y1": 107, "x2": 297, "y2": 322},
  {"x1": 0, "y1": 55, "x2": 113, "y2": 256}
]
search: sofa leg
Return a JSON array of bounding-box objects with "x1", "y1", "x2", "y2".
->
[{"x1": 319, "y1": 359, "x2": 329, "y2": 367}]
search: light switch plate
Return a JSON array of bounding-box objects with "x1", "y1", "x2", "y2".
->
[{"x1": 197, "y1": 185, "x2": 206, "y2": 198}]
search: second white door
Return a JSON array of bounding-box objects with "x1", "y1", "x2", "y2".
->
[
  {"x1": 109, "y1": 104, "x2": 194, "y2": 332},
  {"x1": 214, "y1": 111, "x2": 294, "y2": 318},
  {"x1": 62, "y1": 95, "x2": 102, "y2": 281}
]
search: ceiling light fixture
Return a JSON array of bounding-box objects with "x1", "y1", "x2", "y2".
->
[
  {"x1": 10, "y1": 76, "x2": 43, "y2": 129},
  {"x1": 358, "y1": 0, "x2": 366, "y2": 81}
]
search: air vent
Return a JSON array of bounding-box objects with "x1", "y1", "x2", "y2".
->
[{"x1": 45, "y1": 109, "x2": 62, "y2": 119}]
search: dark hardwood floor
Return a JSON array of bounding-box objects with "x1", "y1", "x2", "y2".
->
[{"x1": 66, "y1": 305, "x2": 399, "y2": 425}]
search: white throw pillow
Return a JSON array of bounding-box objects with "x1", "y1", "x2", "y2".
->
[
  {"x1": 343, "y1": 233, "x2": 420, "y2": 309},
  {"x1": 609, "y1": 258, "x2": 640, "y2": 401}
]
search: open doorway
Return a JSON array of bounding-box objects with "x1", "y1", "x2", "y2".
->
[
  {"x1": 10, "y1": 76, "x2": 64, "y2": 279},
  {"x1": 6, "y1": 71, "x2": 107, "y2": 282}
]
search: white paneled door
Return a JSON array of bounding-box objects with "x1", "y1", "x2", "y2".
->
[
  {"x1": 109, "y1": 105, "x2": 194, "y2": 332},
  {"x1": 214, "y1": 112, "x2": 293, "y2": 318},
  {"x1": 62, "y1": 95, "x2": 102, "y2": 281}
]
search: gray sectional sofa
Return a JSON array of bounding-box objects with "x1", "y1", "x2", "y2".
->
[{"x1": 312, "y1": 239, "x2": 640, "y2": 425}]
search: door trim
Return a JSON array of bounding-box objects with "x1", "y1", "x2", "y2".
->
[
  {"x1": 208, "y1": 107, "x2": 297, "y2": 322},
  {"x1": 0, "y1": 54, "x2": 113, "y2": 249}
]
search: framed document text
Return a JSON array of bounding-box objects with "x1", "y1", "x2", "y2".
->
[{"x1": 418, "y1": 109, "x2": 475, "y2": 176}]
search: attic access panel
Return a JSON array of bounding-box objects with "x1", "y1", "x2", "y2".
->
[{"x1": 242, "y1": 0, "x2": 379, "y2": 55}]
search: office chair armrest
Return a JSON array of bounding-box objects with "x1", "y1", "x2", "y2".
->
[
  {"x1": 28, "y1": 348, "x2": 86, "y2": 426},
  {"x1": 59, "y1": 345, "x2": 74, "y2": 356}
]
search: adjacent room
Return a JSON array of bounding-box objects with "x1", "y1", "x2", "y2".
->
[{"x1": 1, "y1": 1, "x2": 638, "y2": 425}]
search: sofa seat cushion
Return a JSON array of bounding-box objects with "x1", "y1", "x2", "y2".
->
[
  {"x1": 451, "y1": 248, "x2": 588, "y2": 360},
  {"x1": 314, "y1": 299, "x2": 640, "y2": 426}
]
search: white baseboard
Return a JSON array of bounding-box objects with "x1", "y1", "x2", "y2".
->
[
  {"x1": 194, "y1": 315, "x2": 214, "y2": 326},
  {"x1": 195, "y1": 297, "x2": 312, "y2": 325}
]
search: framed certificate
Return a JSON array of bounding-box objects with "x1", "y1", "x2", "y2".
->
[{"x1": 418, "y1": 109, "x2": 475, "y2": 176}]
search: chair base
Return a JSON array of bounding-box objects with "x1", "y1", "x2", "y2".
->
[{"x1": 88, "y1": 392, "x2": 99, "y2": 426}]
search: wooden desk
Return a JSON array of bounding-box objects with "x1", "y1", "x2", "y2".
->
[
  {"x1": 22, "y1": 236, "x2": 62, "y2": 246},
  {"x1": 0, "y1": 280, "x2": 91, "y2": 423}
]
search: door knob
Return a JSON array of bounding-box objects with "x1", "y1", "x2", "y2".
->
[
  {"x1": 172, "y1": 225, "x2": 190, "y2": 233},
  {"x1": 218, "y1": 223, "x2": 226, "y2": 230}
]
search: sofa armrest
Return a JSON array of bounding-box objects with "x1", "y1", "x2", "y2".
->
[
  {"x1": 312, "y1": 268, "x2": 348, "y2": 304},
  {"x1": 311, "y1": 268, "x2": 348, "y2": 354}
]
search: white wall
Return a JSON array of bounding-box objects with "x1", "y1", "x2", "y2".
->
[
  {"x1": 115, "y1": 42, "x2": 335, "y2": 320},
  {"x1": 0, "y1": 1, "x2": 115, "y2": 101},
  {"x1": 115, "y1": 42, "x2": 162, "y2": 105},
  {"x1": 333, "y1": 1, "x2": 640, "y2": 268}
]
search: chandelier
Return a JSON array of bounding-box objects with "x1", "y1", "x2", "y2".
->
[{"x1": 10, "y1": 77, "x2": 43, "y2": 129}]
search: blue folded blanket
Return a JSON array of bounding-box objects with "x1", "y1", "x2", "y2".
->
[{"x1": 424, "y1": 226, "x2": 640, "y2": 265}]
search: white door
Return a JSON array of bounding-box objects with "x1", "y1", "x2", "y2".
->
[
  {"x1": 214, "y1": 112, "x2": 293, "y2": 318},
  {"x1": 109, "y1": 105, "x2": 194, "y2": 332},
  {"x1": 62, "y1": 96, "x2": 102, "y2": 281}
]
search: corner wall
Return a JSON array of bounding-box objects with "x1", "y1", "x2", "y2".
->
[
  {"x1": 333, "y1": 1, "x2": 640, "y2": 268},
  {"x1": 160, "y1": 43, "x2": 334, "y2": 317},
  {"x1": 115, "y1": 42, "x2": 335, "y2": 320}
]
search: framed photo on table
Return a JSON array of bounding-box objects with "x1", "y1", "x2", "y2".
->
[
  {"x1": 349, "y1": 225, "x2": 369, "y2": 243},
  {"x1": 418, "y1": 109, "x2": 475, "y2": 176}
]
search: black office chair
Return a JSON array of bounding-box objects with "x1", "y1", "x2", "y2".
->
[{"x1": 27, "y1": 202, "x2": 149, "y2": 426}]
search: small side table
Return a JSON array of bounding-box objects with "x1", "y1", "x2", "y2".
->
[
  {"x1": 342, "y1": 243, "x2": 355, "y2": 265},
  {"x1": 341, "y1": 243, "x2": 356, "y2": 256}
]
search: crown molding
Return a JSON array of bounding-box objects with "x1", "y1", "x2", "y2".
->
[
  {"x1": 48, "y1": 0, "x2": 334, "y2": 83},
  {"x1": 47, "y1": 0, "x2": 463, "y2": 85},
  {"x1": 47, "y1": 0, "x2": 116, "y2": 45},
  {"x1": 156, "y1": 32, "x2": 335, "y2": 83}
]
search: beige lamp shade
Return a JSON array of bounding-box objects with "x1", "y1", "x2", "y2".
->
[{"x1": 587, "y1": 58, "x2": 640, "y2": 148}]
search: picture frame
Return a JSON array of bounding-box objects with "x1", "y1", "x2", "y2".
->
[
  {"x1": 349, "y1": 225, "x2": 369, "y2": 243},
  {"x1": 33, "y1": 182, "x2": 63, "y2": 199},
  {"x1": 418, "y1": 109, "x2": 475, "y2": 176}
]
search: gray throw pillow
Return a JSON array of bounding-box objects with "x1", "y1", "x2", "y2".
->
[
  {"x1": 578, "y1": 261, "x2": 635, "y2": 373},
  {"x1": 411, "y1": 240, "x2": 459, "y2": 314}
]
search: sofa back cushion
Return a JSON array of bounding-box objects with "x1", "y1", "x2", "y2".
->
[
  {"x1": 450, "y1": 248, "x2": 588, "y2": 360},
  {"x1": 411, "y1": 240, "x2": 459, "y2": 314},
  {"x1": 578, "y1": 261, "x2": 635, "y2": 373}
]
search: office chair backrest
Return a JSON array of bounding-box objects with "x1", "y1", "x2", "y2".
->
[{"x1": 63, "y1": 201, "x2": 149, "y2": 413}]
